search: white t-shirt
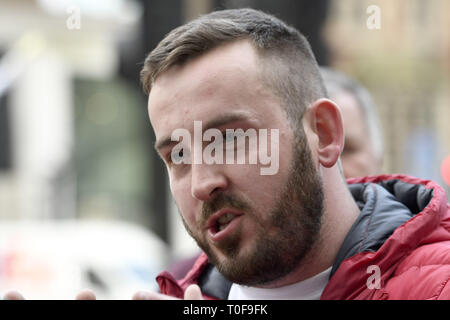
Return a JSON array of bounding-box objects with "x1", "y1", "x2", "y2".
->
[{"x1": 227, "y1": 267, "x2": 332, "y2": 300}]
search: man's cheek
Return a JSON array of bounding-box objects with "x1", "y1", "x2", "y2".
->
[
  {"x1": 170, "y1": 179, "x2": 189, "y2": 206},
  {"x1": 174, "y1": 196, "x2": 198, "y2": 230}
]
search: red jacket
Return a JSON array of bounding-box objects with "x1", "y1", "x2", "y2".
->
[{"x1": 156, "y1": 175, "x2": 450, "y2": 300}]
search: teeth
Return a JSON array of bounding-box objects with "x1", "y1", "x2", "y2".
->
[
  {"x1": 217, "y1": 213, "x2": 235, "y2": 225},
  {"x1": 216, "y1": 213, "x2": 235, "y2": 232}
]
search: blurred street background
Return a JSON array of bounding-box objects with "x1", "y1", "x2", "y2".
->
[{"x1": 0, "y1": 0, "x2": 449, "y2": 299}]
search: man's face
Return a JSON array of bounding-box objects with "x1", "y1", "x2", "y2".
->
[
  {"x1": 334, "y1": 92, "x2": 380, "y2": 178},
  {"x1": 148, "y1": 40, "x2": 324, "y2": 286}
]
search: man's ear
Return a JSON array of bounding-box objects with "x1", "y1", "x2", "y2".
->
[{"x1": 305, "y1": 99, "x2": 344, "y2": 168}]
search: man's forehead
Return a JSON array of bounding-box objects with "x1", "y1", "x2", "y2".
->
[
  {"x1": 148, "y1": 40, "x2": 264, "y2": 130},
  {"x1": 177, "y1": 39, "x2": 259, "y2": 78},
  {"x1": 149, "y1": 40, "x2": 260, "y2": 101}
]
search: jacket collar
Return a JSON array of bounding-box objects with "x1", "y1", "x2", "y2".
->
[
  {"x1": 322, "y1": 174, "x2": 448, "y2": 299},
  {"x1": 330, "y1": 177, "x2": 433, "y2": 277}
]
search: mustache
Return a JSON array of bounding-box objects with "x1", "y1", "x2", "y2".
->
[{"x1": 201, "y1": 194, "x2": 249, "y2": 226}]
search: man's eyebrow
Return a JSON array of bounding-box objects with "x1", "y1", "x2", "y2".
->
[
  {"x1": 202, "y1": 112, "x2": 253, "y2": 132},
  {"x1": 154, "y1": 112, "x2": 253, "y2": 152}
]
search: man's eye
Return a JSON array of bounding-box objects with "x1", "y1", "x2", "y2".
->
[
  {"x1": 171, "y1": 149, "x2": 183, "y2": 162},
  {"x1": 169, "y1": 147, "x2": 189, "y2": 164},
  {"x1": 223, "y1": 131, "x2": 237, "y2": 143}
]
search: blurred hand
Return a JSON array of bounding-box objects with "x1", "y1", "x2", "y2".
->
[
  {"x1": 133, "y1": 284, "x2": 203, "y2": 300},
  {"x1": 3, "y1": 289, "x2": 96, "y2": 300},
  {"x1": 75, "y1": 289, "x2": 97, "y2": 300},
  {"x1": 3, "y1": 284, "x2": 203, "y2": 300},
  {"x1": 2, "y1": 290, "x2": 25, "y2": 300}
]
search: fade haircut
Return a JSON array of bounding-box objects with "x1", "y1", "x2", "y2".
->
[{"x1": 140, "y1": 8, "x2": 326, "y2": 129}]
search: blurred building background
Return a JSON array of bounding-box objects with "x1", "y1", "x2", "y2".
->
[
  {"x1": 324, "y1": 0, "x2": 450, "y2": 185},
  {"x1": 0, "y1": 0, "x2": 448, "y2": 298}
]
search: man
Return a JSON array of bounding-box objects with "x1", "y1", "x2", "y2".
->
[
  {"x1": 5, "y1": 8, "x2": 450, "y2": 301},
  {"x1": 320, "y1": 67, "x2": 384, "y2": 178},
  {"x1": 141, "y1": 8, "x2": 450, "y2": 300}
]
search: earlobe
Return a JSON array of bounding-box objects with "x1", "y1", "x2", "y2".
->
[{"x1": 309, "y1": 99, "x2": 344, "y2": 168}]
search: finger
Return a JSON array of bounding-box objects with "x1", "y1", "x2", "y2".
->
[
  {"x1": 184, "y1": 284, "x2": 203, "y2": 300},
  {"x1": 132, "y1": 290, "x2": 179, "y2": 300},
  {"x1": 75, "y1": 289, "x2": 97, "y2": 300},
  {"x1": 3, "y1": 290, "x2": 25, "y2": 300}
]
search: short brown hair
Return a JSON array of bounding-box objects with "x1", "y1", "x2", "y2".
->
[{"x1": 141, "y1": 8, "x2": 326, "y2": 126}]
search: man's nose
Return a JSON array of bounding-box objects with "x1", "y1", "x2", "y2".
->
[{"x1": 191, "y1": 163, "x2": 228, "y2": 201}]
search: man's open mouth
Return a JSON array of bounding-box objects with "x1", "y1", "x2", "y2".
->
[
  {"x1": 215, "y1": 213, "x2": 236, "y2": 232},
  {"x1": 206, "y1": 209, "x2": 243, "y2": 241}
]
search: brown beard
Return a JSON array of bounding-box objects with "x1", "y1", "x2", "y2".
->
[{"x1": 180, "y1": 130, "x2": 324, "y2": 286}]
